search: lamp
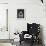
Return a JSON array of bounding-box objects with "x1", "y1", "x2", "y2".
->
[{"x1": 41, "y1": 0, "x2": 43, "y2": 3}]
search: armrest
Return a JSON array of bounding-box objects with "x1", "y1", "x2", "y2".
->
[
  {"x1": 22, "y1": 31, "x2": 28, "y2": 35},
  {"x1": 19, "y1": 31, "x2": 27, "y2": 41}
]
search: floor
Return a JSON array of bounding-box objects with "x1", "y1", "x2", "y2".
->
[
  {"x1": 0, "y1": 41, "x2": 43, "y2": 46},
  {"x1": 0, "y1": 42, "x2": 43, "y2": 46},
  {"x1": 0, "y1": 43, "x2": 13, "y2": 46},
  {"x1": 19, "y1": 41, "x2": 43, "y2": 46}
]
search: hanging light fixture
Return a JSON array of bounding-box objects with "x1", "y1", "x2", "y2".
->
[{"x1": 41, "y1": 0, "x2": 43, "y2": 3}]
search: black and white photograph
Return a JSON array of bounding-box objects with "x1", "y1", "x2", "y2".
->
[
  {"x1": 17, "y1": 9, "x2": 24, "y2": 18},
  {"x1": 0, "y1": 0, "x2": 46, "y2": 46}
]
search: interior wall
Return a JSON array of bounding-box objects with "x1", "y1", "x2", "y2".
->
[
  {"x1": 0, "y1": 0, "x2": 8, "y2": 3},
  {"x1": 43, "y1": 1, "x2": 46, "y2": 45}
]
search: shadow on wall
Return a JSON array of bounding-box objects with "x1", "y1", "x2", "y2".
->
[{"x1": 40, "y1": 25, "x2": 45, "y2": 46}]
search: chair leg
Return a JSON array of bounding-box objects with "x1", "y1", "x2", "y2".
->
[{"x1": 20, "y1": 41, "x2": 21, "y2": 45}]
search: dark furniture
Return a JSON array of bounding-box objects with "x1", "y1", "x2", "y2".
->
[{"x1": 19, "y1": 23, "x2": 41, "y2": 46}]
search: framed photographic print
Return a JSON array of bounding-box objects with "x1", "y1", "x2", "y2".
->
[{"x1": 17, "y1": 9, "x2": 24, "y2": 18}]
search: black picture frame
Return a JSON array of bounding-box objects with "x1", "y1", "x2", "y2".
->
[{"x1": 17, "y1": 9, "x2": 24, "y2": 18}]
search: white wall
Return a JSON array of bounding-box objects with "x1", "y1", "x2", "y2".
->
[{"x1": 0, "y1": 0, "x2": 8, "y2": 3}]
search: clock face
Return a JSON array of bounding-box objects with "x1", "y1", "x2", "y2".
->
[{"x1": 17, "y1": 9, "x2": 24, "y2": 18}]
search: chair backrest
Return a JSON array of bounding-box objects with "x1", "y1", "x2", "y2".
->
[{"x1": 27, "y1": 23, "x2": 40, "y2": 35}]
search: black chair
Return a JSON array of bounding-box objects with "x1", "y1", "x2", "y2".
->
[
  {"x1": 27, "y1": 23, "x2": 40, "y2": 43},
  {"x1": 19, "y1": 23, "x2": 40, "y2": 46}
]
